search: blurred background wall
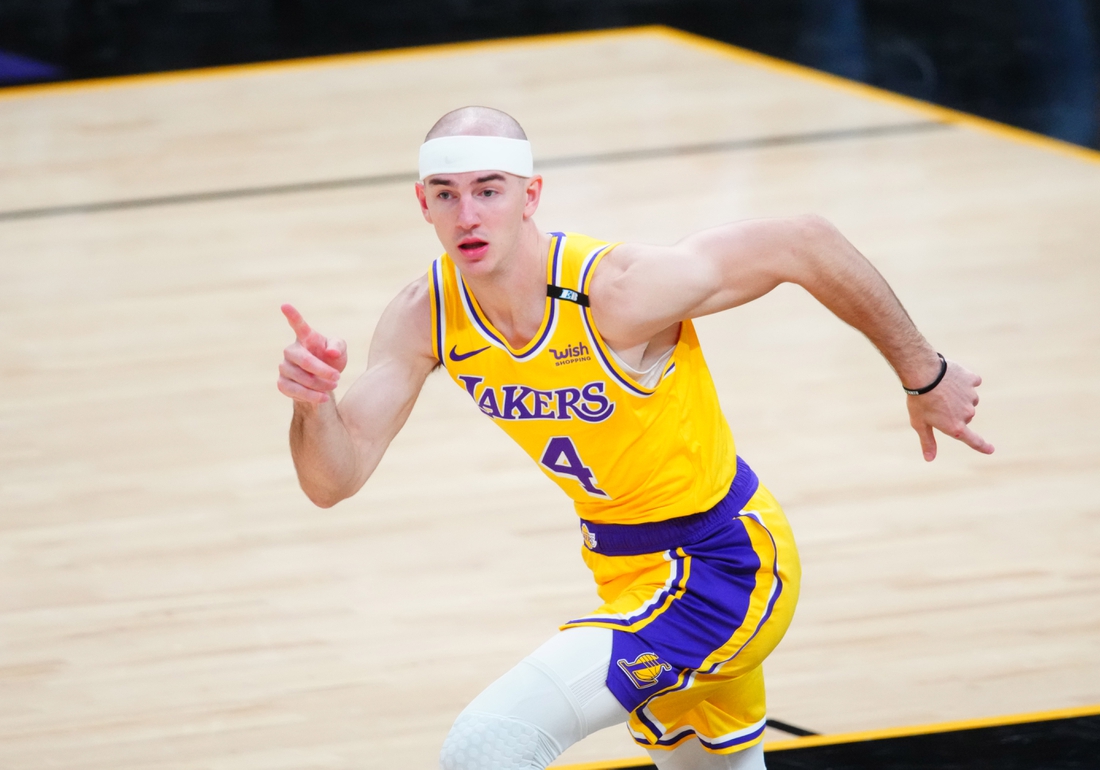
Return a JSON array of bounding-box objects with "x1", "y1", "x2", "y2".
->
[{"x1": 1, "y1": 0, "x2": 1098, "y2": 149}]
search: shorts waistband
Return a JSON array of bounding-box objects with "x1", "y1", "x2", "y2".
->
[{"x1": 578, "y1": 457, "x2": 760, "y2": 557}]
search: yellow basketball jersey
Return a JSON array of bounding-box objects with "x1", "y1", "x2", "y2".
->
[{"x1": 427, "y1": 232, "x2": 738, "y2": 525}]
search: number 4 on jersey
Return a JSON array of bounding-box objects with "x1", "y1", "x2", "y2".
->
[{"x1": 539, "y1": 437, "x2": 609, "y2": 498}]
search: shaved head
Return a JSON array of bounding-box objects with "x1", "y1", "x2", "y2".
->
[{"x1": 425, "y1": 106, "x2": 527, "y2": 141}]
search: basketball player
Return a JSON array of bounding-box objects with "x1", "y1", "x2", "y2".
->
[{"x1": 277, "y1": 107, "x2": 992, "y2": 770}]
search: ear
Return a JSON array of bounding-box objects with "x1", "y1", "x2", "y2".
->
[
  {"x1": 522, "y1": 175, "x2": 543, "y2": 220},
  {"x1": 415, "y1": 182, "x2": 433, "y2": 223}
]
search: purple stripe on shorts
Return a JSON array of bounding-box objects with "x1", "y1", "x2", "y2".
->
[
  {"x1": 579, "y1": 457, "x2": 759, "y2": 557},
  {"x1": 696, "y1": 721, "x2": 767, "y2": 751}
]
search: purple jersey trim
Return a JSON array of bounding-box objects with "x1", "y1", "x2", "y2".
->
[
  {"x1": 457, "y1": 233, "x2": 564, "y2": 360},
  {"x1": 578, "y1": 457, "x2": 758, "y2": 556},
  {"x1": 430, "y1": 259, "x2": 445, "y2": 366},
  {"x1": 577, "y1": 246, "x2": 655, "y2": 397}
]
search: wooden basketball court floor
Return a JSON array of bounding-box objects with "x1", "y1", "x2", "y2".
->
[{"x1": 1, "y1": 25, "x2": 1098, "y2": 770}]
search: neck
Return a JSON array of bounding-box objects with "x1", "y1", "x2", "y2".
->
[{"x1": 462, "y1": 221, "x2": 551, "y2": 349}]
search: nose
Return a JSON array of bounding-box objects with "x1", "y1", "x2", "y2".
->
[{"x1": 456, "y1": 195, "x2": 480, "y2": 228}]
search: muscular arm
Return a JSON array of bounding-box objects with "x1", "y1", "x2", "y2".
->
[
  {"x1": 590, "y1": 215, "x2": 993, "y2": 460},
  {"x1": 279, "y1": 277, "x2": 438, "y2": 507}
]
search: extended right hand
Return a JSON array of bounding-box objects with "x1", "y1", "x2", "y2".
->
[
  {"x1": 906, "y1": 358, "x2": 994, "y2": 462},
  {"x1": 277, "y1": 304, "x2": 348, "y2": 404}
]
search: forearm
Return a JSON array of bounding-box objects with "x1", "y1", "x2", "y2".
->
[
  {"x1": 289, "y1": 399, "x2": 363, "y2": 508},
  {"x1": 788, "y1": 217, "x2": 941, "y2": 388}
]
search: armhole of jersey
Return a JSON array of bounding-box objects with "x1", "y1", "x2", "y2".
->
[
  {"x1": 576, "y1": 243, "x2": 666, "y2": 398},
  {"x1": 427, "y1": 258, "x2": 446, "y2": 368},
  {"x1": 664, "y1": 320, "x2": 696, "y2": 380}
]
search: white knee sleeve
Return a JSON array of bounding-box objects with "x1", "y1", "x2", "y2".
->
[
  {"x1": 440, "y1": 628, "x2": 628, "y2": 770},
  {"x1": 523, "y1": 626, "x2": 627, "y2": 740},
  {"x1": 439, "y1": 712, "x2": 560, "y2": 770}
]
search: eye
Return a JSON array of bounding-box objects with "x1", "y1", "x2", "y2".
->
[
  {"x1": 437, "y1": 190, "x2": 453, "y2": 200},
  {"x1": 481, "y1": 189, "x2": 497, "y2": 197}
]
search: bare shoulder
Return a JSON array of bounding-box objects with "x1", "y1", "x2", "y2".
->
[
  {"x1": 368, "y1": 274, "x2": 436, "y2": 368},
  {"x1": 592, "y1": 241, "x2": 684, "y2": 283},
  {"x1": 587, "y1": 240, "x2": 699, "y2": 348},
  {"x1": 388, "y1": 273, "x2": 431, "y2": 317},
  {"x1": 588, "y1": 241, "x2": 690, "y2": 313}
]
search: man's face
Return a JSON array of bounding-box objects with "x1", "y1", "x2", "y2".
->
[{"x1": 415, "y1": 170, "x2": 542, "y2": 276}]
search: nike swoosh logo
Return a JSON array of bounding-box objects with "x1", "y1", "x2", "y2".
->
[{"x1": 448, "y1": 344, "x2": 491, "y2": 362}]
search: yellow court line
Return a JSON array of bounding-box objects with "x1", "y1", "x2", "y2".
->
[
  {"x1": 554, "y1": 703, "x2": 1100, "y2": 768},
  {"x1": 651, "y1": 25, "x2": 1100, "y2": 166},
  {"x1": 761, "y1": 702, "x2": 1100, "y2": 751},
  {"x1": 0, "y1": 27, "x2": 649, "y2": 101}
]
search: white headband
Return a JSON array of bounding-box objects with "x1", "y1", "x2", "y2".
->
[{"x1": 418, "y1": 136, "x2": 533, "y2": 180}]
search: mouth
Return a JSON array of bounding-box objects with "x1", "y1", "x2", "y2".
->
[{"x1": 458, "y1": 238, "x2": 490, "y2": 258}]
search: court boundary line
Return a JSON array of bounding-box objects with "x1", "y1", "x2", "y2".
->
[
  {"x1": 652, "y1": 26, "x2": 1100, "y2": 166},
  {"x1": 0, "y1": 120, "x2": 945, "y2": 222},
  {"x1": 554, "y1": 703, "x2": 1100, "y2": 769},
  {"x1": 0, "y1": 28, "x2": 640, "y2": 101},
  {"x1": 2, "y1": 24, "x2": 1097, "y2": 168}
]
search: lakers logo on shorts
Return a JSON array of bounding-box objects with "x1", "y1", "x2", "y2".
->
[
  {"x1": 617, "y1": 652, "x2": 672, "y2": 689},
  {"x1": 581, "y1": 523, "x2": 598, "y2": 550}
]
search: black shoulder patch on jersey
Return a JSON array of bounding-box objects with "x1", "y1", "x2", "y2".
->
[{"x1": 547, "y1": 284, "x2": 590, "y2": 307}]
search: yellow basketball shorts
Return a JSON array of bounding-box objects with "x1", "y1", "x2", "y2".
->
[{"x1": 561, "y1": 461, "x2": 801, "y2": 754}]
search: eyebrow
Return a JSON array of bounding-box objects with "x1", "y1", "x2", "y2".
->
[{"x1": 427, "y1": 173, "x2": 506, "y2": 186}]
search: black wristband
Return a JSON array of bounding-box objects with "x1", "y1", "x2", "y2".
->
[{"x1": 903, "y1": 353, "x2": 947, "y2": 396}]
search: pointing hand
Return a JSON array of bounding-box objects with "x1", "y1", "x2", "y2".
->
[
  {"x1": 277, "y1": 304, "x2": 348, "y2": 404},
  {"x1": 907, "y1": 359, "x2": 994, "y2": 461}
]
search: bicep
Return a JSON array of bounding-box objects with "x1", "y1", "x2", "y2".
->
[
  {"x1": 335, "y1": 278, "x2": 437, "y2": 472},
  {"x1": 592, "y1": 218, "x2": 808, "y2": 346},
  {"x1": 676, "y1": 218, "x2": 808, "y2": 312}
]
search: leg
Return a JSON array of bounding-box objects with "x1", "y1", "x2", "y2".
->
[
  {"x1": 440, "y1": 627, "x2": 628, "y2": 770},
  {"x1": 648, "y1": 738, "x2": 766, "y2": 770}
]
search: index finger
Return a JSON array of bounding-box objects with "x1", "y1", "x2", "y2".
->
[
  {"x1": 281, "y1": 304, "x2": 313, "y2": 342},
  {"x1": 955, "y1": 424, "x2": 995, "y2": 455}
]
